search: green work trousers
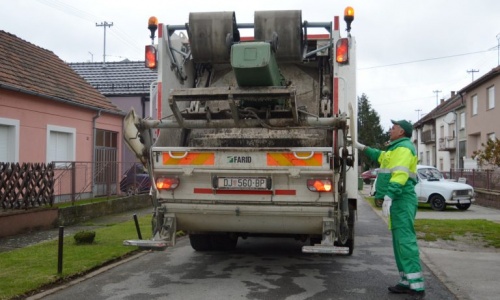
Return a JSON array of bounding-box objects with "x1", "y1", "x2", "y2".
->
[{"x1": 390, "y1": 195, "x2": 425, "y2": 291}]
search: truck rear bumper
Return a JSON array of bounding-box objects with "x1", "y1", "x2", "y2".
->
[{"x1": 161, "y1": 203, "x2": 333, "y2": 235}]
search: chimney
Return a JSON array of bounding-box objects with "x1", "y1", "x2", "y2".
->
[
  {"x1": 440, "y1": 99, "x2": 444, "y2": 104},
  {"x1": 451, "y1": 91, "x2": 456, "y2": 97}
]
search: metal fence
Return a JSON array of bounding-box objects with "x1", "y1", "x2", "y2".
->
[
  {"x1": 52, "y1": 161, "x2": 149, "y2": 204},
  {"x1": 445, "y1": 169, "x2": 500, "y2": 191}
]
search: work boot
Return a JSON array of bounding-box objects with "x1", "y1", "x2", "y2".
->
[
  {"x1": 388, "y1": 284, "x2": 411, "y2": 294},
  {"x1": 406, "y1": 290, "x2": 425, "y2": 300}
]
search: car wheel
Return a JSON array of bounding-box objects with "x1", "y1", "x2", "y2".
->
[
  {"x1": 363, "y1": 178, "x2": 371, "y2": 184},
  {"x1": 430, "y1": 195, "x2": 446, "y2": 211},
  {"x1": 456, "y1": 203, "x2": 471, "y2": 210},
  {"x1": 125, "y1": 184, "x2": 140, "y2": 196},
  {"x1": 374, "y1": 199, "x2": 383, "y2": 207}
]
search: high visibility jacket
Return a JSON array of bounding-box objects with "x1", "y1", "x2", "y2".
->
[{"x1": 363, "y1": 137, "x2": 418, "y2": 200}]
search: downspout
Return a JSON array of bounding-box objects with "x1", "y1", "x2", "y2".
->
[
  {"x1": 92, "y1": 110, "x2": 102, "y2": 196},
  {"x1": 458, "y1": 92, "x2": 465, "y2": 168}
]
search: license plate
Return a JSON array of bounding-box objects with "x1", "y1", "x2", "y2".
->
[
  {"x1": 458, "y1": 199, "x2": 471, "y2": 204},
  {"x1": 216, "y1": 177, "x2": 270, "y2": 190}
]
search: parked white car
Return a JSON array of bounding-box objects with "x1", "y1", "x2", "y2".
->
[{"x1": 369, "y1": 165, "x2": 475, "y2": 211}]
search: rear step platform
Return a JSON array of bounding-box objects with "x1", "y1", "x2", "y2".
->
[
  {"x1": 123, "y1": 239, "x2": 168, "y2": 251},
  {"x1": 302, "y1": 245, "x2": 350, "y2": 254}
]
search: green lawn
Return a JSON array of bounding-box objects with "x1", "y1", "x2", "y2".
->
[
  {"x1": 0, "y1": 215, "x2": 152, "y2": 300},
  {"x1": 364, "y1": 196, "x2": 500, "y2": 248}
]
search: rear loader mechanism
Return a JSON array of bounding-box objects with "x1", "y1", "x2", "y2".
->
[{"x1": 123, "y1": 9, "x2": 357, "y2": 254}]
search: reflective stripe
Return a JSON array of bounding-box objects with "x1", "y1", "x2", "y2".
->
[
  {"x1": 406, "y1": 272, "x2": 423, "y2": 280},
  {"x1": 378, "y1": 167, "x2": 416, "y2": 180},
  {"x1": 398, "y1": 280, "x2": 409, "y2": 286},
  {"x1": 410, "y1": 282, "x2": 425, "y2": 290}
]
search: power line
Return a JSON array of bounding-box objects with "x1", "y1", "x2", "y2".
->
[{"x1": 359, "y1": 49, "x2": 493, "y2": 70}]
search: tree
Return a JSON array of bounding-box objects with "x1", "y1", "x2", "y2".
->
[
  {"x1": 471, "y1": 138, "x2": 500, "y2": 168},
  {"x1": 357, "y1": 93, "x2": 389, "y2": 170}
]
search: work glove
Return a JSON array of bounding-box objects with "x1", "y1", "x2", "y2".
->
[
  {"x1": 354, "y1": 141, "x2": 366, "y2": 151},
  {"x1": 382, "y1": 195, "x2": 392, "y2": 217}
]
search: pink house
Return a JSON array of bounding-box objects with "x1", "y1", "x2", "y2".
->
[{"x1": 0, "y1": 30, "x2": 124, "y2": 200}]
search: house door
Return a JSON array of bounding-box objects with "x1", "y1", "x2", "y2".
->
[{"x1": 94, "y1": 129, "x2": 118, "y2": 196}]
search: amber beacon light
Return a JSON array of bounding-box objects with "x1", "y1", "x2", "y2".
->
[
  {"x1": 344, "y1": 6, "x2": 354, "y2": 32},
  {"x1": 148, "y1": 16, "x2": 158, "y2": 40}
]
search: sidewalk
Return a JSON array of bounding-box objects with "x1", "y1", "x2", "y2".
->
[{"x1": 359, "y1": 184, "x2": 500, "y2": 300}]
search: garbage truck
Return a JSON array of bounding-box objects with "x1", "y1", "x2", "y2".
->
[{"x1": 123, "y1": 7, "x2": 359, "y2": 254}]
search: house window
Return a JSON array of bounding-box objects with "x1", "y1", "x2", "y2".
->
[
  {"x1": 459, "y1": 112, "x2": 465, "y2": 129},
  {"x1": 487, "y1": 86, "x2": 495, "y2": 110},
  {"x1": 471, "y1": 95, "x2": 478, "y2": 116},
  {"x1": 487, "y1": 133, "x2": 496, "y2": 141},
  {"x1": 0, "y1": 117, "x2": 20, "y2": 163},
  {"x1": 425, "y1": 150, "x2": 430, "y2": 165},
  {"x1": 47, "y1": 125, "x2": 76, "y2": 165}
]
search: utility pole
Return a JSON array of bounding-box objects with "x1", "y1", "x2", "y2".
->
[
  {"x1": 88, "y1": 51, "x2": 93, "y2": 62},
  {"x1": 96, "y1": 21, "x2": 113, "y2": 66},
  {"x1": 496, "y1": 33, "x2": 500, "y2": 66},
  {"x1": 432, "y1": 90, "x2": 441, "y2": 107},
  {"x1": 415, "y1": 109, "x2": 422, "y2": 121},
  {"x1": 467, "y1": 69, "x2": 479, "y2": 81}
]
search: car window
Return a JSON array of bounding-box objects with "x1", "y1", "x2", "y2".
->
[{"x1": 417, "y1": 168, "x2": 443, "y2": 181}]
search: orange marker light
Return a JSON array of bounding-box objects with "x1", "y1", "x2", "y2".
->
[
  {"x1": 156, "y1": 177, "x2": 179, "y2": 190},
  {"x1": 336, "y1": 38, "x2": 349, "y2": 64},
  {"x1": 307, "y1": 179, "x2": 333, "y2": 192},
  {"x1": 145, "y1": 45, "x2": 157, "y2": 69}
]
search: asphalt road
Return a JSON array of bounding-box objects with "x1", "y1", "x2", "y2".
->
[{"x1": 36, "y1": 195, "x2": 455, "y2": 300}]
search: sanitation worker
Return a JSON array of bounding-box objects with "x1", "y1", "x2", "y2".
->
[{"x1": 355, "y1": 119, "x2": 425, "y2": 299}]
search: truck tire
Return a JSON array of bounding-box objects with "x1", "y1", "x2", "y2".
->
[
  {"x1": 456, "y1": 203, "x2": 471, "y2": 210},
  {"x1": 210, "y1": 234, "x2": 238, "y2": 251},
  {"x1": 430, "y1": 195, "x2": 446, "y2": 211},
  {"x1": 189, "y1": 234, "x2": 213, "y2": 251}
]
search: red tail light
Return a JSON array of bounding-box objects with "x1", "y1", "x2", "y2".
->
[
  {"x1": 336, "y1": 38, "x2": 349, "y2": 64},
  {"x1": 307, "y1": 179, "x2": 333, "y2": 192},
  {"x1": 156, "y1": 177, "x2": 179, "y2": 190},
  {"x1": 145, "y1": 45, "x2": 157, "y2": 69}
]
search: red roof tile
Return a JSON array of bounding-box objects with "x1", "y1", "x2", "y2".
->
[{"x1": 0, "y1": 30, "x2": 122, "y2": 114}]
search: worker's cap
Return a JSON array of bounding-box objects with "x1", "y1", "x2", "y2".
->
[{"x1": 391, "y1": 119, "x2": 413, "y2": 137}]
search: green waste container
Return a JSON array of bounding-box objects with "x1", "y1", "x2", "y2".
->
[{"x1": 358, "y1": 177, "x2": 363, "y2": 190}]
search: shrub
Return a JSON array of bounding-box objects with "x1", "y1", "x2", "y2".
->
[{"x1": 74, "y1": 230, "x2": 96, "y2": 244}]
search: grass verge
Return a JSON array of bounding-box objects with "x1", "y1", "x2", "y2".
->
[
  {"x1": 364, "y1": 196, "x2": 500, "y2": 248},
  {"x1": 0, "y1": 215, "x2": 152, "y2": 300},
  {"x1": 415, "y1": 219, "x2": 500, "y2": 248}
]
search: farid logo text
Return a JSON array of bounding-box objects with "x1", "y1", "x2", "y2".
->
[{"x1": 228, "y1": 156, "x2": 252, "y2": 163}]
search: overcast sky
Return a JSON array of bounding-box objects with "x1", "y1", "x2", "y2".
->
[{"x1": 2, "y1": 0, "x2": 499, "y2": 130}]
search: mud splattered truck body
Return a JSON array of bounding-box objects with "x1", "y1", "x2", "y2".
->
[{"x1": 124, "y1": 8, "x2": 359, "y2": 254}]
